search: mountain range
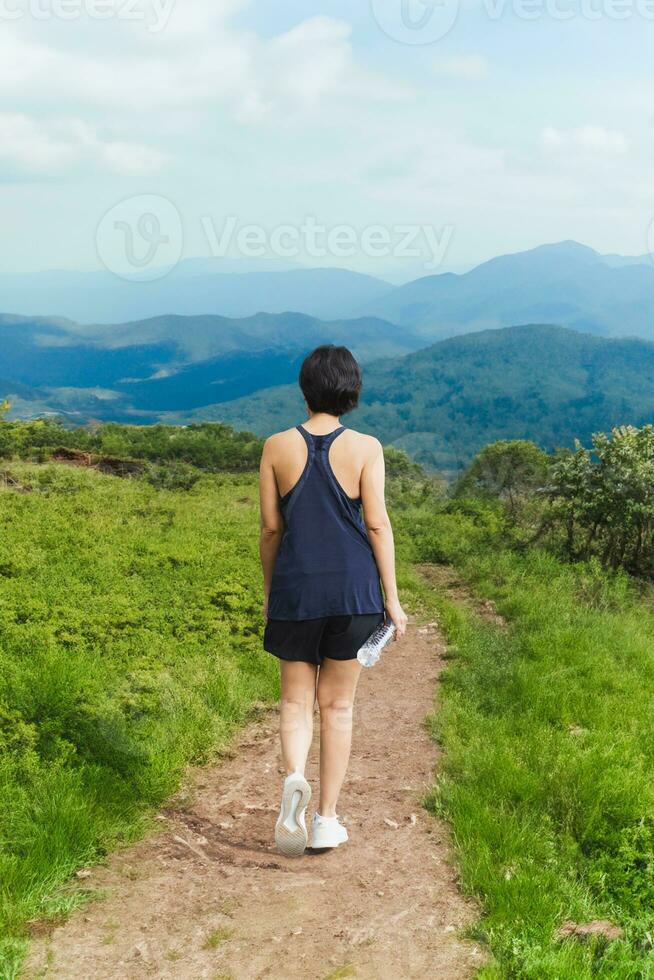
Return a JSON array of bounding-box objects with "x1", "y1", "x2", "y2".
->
[
  {"x1": 3, "y1": 315, "x2": 654, "y2": 471},
  {"x1": 198, "y1": 324, "x2": 654, "y2": 471},
  {"x1": 2, "y1": 241, "x2": 654, "y2": 342},
  {"x1": 363, "y1": 241, "x2": 654, "y2": 341},
  {"x1": 0, "y1": 310, "x2": 421, "y2": 422},
  {"x1": 0, "y1": 261, "x2": 391, "y2": 325},
  {"x1": 1, "y1": 240, "x2": 654, "y2": 471}
]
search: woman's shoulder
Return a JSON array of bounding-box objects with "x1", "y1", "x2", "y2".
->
[
  {"x1": 341, "y1": 428, "x2": 383, "y2": 457},
  {"x1": 265, "y1": 426, "x2": 300, "y2": 443},
  {"x1": 262, "y1": 427, "x2": 302, "y2": 456}
]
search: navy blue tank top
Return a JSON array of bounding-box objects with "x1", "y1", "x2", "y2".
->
[{"x1": 267, "y1": 425, "x2": 384, "y2": 621}]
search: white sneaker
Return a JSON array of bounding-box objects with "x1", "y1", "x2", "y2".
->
[
  {"x1": 274, "y1": 771, "x2": 311, "y2": 857},
  {"x1": 311, "y1": 813, "x2": 349, "y2": 849}
]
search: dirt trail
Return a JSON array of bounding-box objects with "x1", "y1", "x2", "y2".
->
[
  {"x1": 24, "y1": 623, "x2": 482, "y2": 980},
  {"x1": 417, "y1": 564, "x2": 506, "y2": 628}
]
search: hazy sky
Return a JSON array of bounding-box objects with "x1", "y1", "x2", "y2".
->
[{"x1": 2, "y1": 0, "x2": 654, "y2": 278}]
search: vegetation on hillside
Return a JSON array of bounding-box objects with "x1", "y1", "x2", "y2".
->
[
  {"x1": 387, "y1": 426, "x2": 654, "y2": 977},
  {"x1": 0, "y1": 412, "x2": 263, "y2": 473},
  {"x1": 0, "y1": 405, "x2": 267, "y2": 975},
  {"x1": 0, "y1": 309, "x2": 421, "y2": 424},
  {"x1": 450, "y1": 426, "x2": 654, "y2": 578},
  {"x1": 0, "y1": 461, "x2": 273, "y2": 976},
  {"x1": 2, "y1": 409, "x2": 654, "y2": 978},
  {"x1": 400, "y1": 513, "x2": 654, "y2": 977},
  {"x1": 203, "y1": 325, "x2": 654, "y2": 473},
  {"x1": 5, "y1": 322, "x2": 654, "y2": 474},
  {"x1": 546, "y1": 426, "x2": 654, "y2": 574}
]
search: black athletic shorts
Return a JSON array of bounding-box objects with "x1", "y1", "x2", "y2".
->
[{"x1": 264, "y1": 612, "x2": 385, "y2": 666}]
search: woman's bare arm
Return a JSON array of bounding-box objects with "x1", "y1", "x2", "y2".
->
[
  {"x1": 360, "y1": 440, "x2": 408, "y2": 638},
  {"x1": 259, "y1": 438, "x2": 284, "y2": 617}
]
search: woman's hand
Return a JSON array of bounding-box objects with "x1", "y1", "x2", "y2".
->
[
  {"x1": 262, "y1": 594, "x2": 269, "y2": 620},
  {"x1": 385, "y1": 596, "x2": 407, "y2": 640}
]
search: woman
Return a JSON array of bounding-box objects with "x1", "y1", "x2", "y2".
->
[{"x1": 259, "y1": 344, "x2": 407, "y2": 856}]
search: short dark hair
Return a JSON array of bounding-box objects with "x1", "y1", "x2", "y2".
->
[{"x1": 299, "y1": 345, "x2": 362, "y2": 416}]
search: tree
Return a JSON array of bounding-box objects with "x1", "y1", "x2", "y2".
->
[
  {"x1": 548, "y1": 426, "x2": 654, "y2": 575},
  {"x1": 455, "y1": 440, "x2": 549, "y2": 513},
  {"x1": 547, "y1": 443, "x2": 596, "y2": 557}
]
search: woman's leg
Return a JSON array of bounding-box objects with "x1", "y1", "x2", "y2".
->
[
  {"x1": 316, "y1": 658, "x2": 362, "y2": 817},
  {"x1": 279, "y1": 660, "x2": 317, "y2": 774}
]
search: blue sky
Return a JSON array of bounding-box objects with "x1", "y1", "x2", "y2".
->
[{"x1": 1, "y1": 0, "x2": 653, "y2": 278}]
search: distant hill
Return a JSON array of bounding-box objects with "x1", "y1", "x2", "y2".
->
[
  {"x1": 194, "y1": 324, "x2": 654, "y2": 472},
  {"x1": 0, "y1": 265, "x2": 390, "y2": 324},
  {"x1": 70, "y1": 311, "x2": 415, "y2": 363},
  {"x1": 2, "y1": 242, "x2": 654, "y2": 342},
  {"x1": 361, "y1": 241, "x2": 654, "y2": 342},
  {"x1": 0, "y1": 311, "x2": 420, "y2": 421}
]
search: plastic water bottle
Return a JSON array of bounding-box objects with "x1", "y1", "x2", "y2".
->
[{"x1": 357, "y1": 620, "x2": 396, "y2": 667}]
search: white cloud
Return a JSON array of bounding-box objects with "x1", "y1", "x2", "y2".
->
[
  {"x1": 153, "y1": 0, "x2": 249, "y2": 40},
  {"x1": 541, "y1": 125, "x2": 629, "y2": 155},
  {"x1": 575, "y1": 125, "x2": 630, "y2": 154},
  {"x1": 0, "y1": 114, "x2": 167, "y2": 176},
  {"x1": 95, "y1": 138, "x2": 168, "y2": 175},
  {"x1": 1, "y1": 11, "x2": 406, "y2": 122},
  {"x1": 433, "y1": 55, "x2": 489, "y2": 81},
  {"x1": 0, "y1": 114, "x2": 76, "y2": 171},
  {"x1": 541, "y1": 126, "x2": 565, "y2": 149},
  {"x1": 0, "y1": 8, "x2": 410, "y2": 185}
]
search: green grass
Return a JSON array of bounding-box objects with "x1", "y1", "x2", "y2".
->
[
  {"x1": 405, "y1": 508, "x2": 654, "y2": 977},
  {"x1": 203, "y1": 926, "x2": 234, "y2": 950},
  {"x1": 4, "y1": 452, "x2": 654, "y2": 979},
  {"x1": 0, "y1": 464, "x2": 276, "y2": 976},
  {"x1": 323, "y1": 965, "x2": 357, "y2": 979}
]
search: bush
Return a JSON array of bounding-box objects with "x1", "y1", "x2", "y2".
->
[
  {"x1": 455, "y1": 439, "x2": 549, "y2": 513},
  {"x1": 0, "y1": 415, "x2": 263, "y2": 474},
  {"x1": 455, "y1": 427, "x2": 654, "y2": 578},
  {"x1": 547, "y1": 425, "x2": 654, "y2": 576}
]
